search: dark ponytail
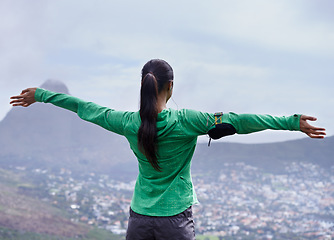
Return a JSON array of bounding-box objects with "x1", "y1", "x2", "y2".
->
[
  {"x1": 138, "y1": 59, "x2": 174, "y2": 171},
  {"x1": 138, "y1": 73, "x2": 159, "y2": 170}
]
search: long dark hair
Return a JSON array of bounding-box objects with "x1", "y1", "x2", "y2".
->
[{"x1": 138, "y1": 59, "x2": 174, "y2": 171}]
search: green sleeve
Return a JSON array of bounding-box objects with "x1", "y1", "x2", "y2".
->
[
  {"x1": 180, "y1": 109, "x2": 215, "y2": 136},
  {"x1": 222, "y1": 112, "x2": 301, "y2": 134},
  {"x1": 34, "y1": 88, "x2": 126, "y2": 135}
]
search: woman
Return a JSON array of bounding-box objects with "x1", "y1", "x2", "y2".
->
[{"x1": 10, "y1": 59, "x2": 326, "y2": 240}]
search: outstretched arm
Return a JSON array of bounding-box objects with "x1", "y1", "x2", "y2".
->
[
  {"x1": 10, "y1": 87, "x2": 127, "y2": 135},
  {"x1": 209, "y1": 112, "x2": 326, "y2": 140}
]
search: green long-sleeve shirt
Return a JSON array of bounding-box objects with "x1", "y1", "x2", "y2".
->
[{"x1": 34, "y1": 88, "x2": 301, "y2": 216}]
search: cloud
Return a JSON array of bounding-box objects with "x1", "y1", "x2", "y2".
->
[
  {"x1": 0, "y1": 0, "x2": 333, "y2": 142},
  {"x1": 196, "y1": 1, "x2": 334, "y2": 55}
]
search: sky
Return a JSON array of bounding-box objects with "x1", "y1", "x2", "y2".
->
[{"x1": 1, "y1": 0, "x2": 333, "y2": 143}]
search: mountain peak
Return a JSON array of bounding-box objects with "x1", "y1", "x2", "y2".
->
[{"x1": 40, "y1": 79, "x2": 69, "y2": 94}]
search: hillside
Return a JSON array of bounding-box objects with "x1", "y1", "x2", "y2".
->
[
  {"x1": 0, "y1": 168, "x2": 122, "y2": 240},
  {"x1": 0, "y1": 80, "x2": 332, "y2": 179}
]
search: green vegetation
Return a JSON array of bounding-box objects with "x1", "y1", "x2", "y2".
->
[
  {"x1": 0, "y1": 168, "x2": 24, "y2": 187},
  {"x1": 0, "y1": 227, "x2": 123, "y2": 240},
  {"x1": 196, "y1": 235, "x2": 222, "y2": 240},
  {"x1": 85, "y1": 228, "x2": 124, "y2": 240}
]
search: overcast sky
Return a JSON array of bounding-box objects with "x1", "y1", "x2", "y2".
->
[{"x1": 1, "y1": 0, "x2": 333, "y2": 143}]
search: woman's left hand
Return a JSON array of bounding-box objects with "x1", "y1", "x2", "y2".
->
[
  {"x1": 10, "y1": 88, "x2": 37, "y2": 107},
  {"x1": 300, "y1": 115, "x2": 326, "y2": 139}
]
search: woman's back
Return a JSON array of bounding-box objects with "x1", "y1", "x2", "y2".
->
[{"x1": 123, "y1": 108, "x2": 215, "y2": 216}]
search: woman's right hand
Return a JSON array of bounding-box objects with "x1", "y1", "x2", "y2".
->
[{"x1": 10, "y1": 88, "x2": 37, "y2": 107}]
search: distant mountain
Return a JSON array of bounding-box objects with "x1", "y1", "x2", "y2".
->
[
  {"x1": 0, "y1": 80, "x2": 332, "y2": 178},
  {"x1": 193, "y1": 136, "x2": 333, "y2": 174},
  {"x1": 0, "y1": 80, "x2": 135, "y2": 178}
]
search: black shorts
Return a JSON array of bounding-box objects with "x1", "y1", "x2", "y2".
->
[{"x1": 126, "y1": 207, "x2": 195, "y2": 240}]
